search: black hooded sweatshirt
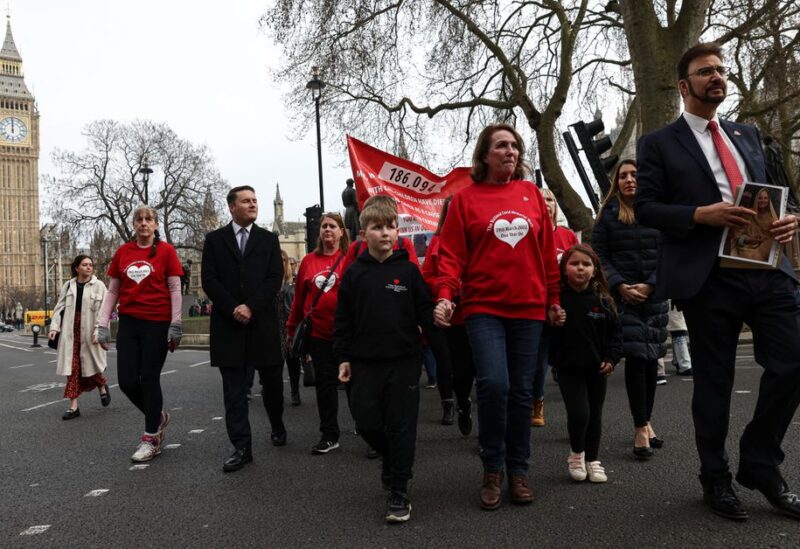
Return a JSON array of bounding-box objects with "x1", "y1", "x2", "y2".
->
[{"x1": 334, "y1": 248, "x2": 436, "y2": 364}]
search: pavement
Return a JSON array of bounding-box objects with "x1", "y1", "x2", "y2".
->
[{"x1": 1, "y1": 330, "x2": 798, "y2": 548}]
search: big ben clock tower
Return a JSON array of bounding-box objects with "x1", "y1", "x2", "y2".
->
[{"x1": 0, "y1": 15, "x2": 41, "y2": 304}]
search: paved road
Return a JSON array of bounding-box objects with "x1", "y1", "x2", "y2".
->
[{"x1": 2, "y1": 331, "x2": 799, "y2": 548}]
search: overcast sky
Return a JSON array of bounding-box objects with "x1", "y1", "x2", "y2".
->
[{"x1": 14, "y1": 0, "x2": 353, "y2": 226}]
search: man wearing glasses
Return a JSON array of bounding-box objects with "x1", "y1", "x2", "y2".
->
[{"x1": 635, "y1": 43, "x2": 800, "y2": 522}]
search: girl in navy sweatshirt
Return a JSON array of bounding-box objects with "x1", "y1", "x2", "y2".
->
[{"x1": 550, "y1": 244, "x2": 622, "y2": 483}]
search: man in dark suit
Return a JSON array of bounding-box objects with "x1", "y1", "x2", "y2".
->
[
  {"x1": 202, "y1": 185, "x2": 286, "y2": 472},
  {"x1": 636, "y1": 43, "x2": 800, "y2": 522}
]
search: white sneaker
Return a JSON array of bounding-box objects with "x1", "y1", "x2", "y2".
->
[
  {"x1": 586, "y1": 461, "x2": 608, "y2": 483},
  {"x1": 568, "y1": 451, "x2": 586, "y2": 481},
  {"x1": 131, "y1": 435, "x2": 161, "y2": 462}
]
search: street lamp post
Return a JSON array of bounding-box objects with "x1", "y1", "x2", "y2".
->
[
  {"x1": 40, "y1": 229, "x2": 58, "y2": 324},
  {"x1": 139, "y1": 156, "x2": 153, "y2": 205},
  {"x1": 306, "y1": 66, "x2": 326, "y2": 211}
]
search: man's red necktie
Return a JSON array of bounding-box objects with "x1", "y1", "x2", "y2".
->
[{"x1": 708, "y1": 120, "x2": 744, "y2": 198}]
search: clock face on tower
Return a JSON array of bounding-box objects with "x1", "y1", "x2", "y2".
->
[{"x1": 0, "y1": 116, "x2": 28, "y2": 142}]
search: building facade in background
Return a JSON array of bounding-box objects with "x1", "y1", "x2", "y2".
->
[{"x1": 0, "y1": 17, "x2": 42, "y2": 312}]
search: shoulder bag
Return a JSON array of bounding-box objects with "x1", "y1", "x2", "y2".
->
[{"x1": 291, "y1": 253, "x2": 344, "y2": 359}]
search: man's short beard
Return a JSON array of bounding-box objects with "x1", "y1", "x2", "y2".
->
[{"x1": 688, "y1": 81, "x2": 726, "y2": 105}]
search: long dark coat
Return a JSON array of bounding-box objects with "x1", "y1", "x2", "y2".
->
[
  {"x1": 592, "y1": 199, "x2": 668, "y2": 361},
  {"x1": 201, "y1": 223, "x2": 283, "y2": 368}
]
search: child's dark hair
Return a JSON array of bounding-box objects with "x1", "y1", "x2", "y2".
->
[{"x1": 559, "y1": 243, "x2": 617, "y2": 315}]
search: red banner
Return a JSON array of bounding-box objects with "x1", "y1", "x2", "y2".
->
[{"x1": 347, "y1": 135, "x2": 473, "y2": 232}]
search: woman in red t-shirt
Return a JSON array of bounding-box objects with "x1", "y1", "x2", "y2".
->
[
  {"x1": 434, "y1": 123, "x2": 560, "y2": 510},
  {"x1": 531, "y1": 188, "x2": 579, "y2": 427},
  {"x1": 287, "y1": 212, "x2": 351, "y2": 455},
  {"x1": 96, "y1": 206, "x2": 184, "y2": 463}
]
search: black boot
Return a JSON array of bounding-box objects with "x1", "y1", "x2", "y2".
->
[{"x1": 441, "y1": 399, "x2": 455, "y2": 426}]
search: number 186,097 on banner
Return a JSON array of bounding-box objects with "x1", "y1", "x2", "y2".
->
[{"x1": 378, "y1": 162, "x2": 443, "y2": 195}]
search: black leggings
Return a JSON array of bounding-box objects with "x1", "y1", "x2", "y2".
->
[
  {"x1": 425, "y1": 327, "x2": 453, "y2": 401},
  {"x1": 116, "y1": 314, "x2": 170, "y2": 433},
  {"x1": 557, "y1": 369, "x2": 607, "y2": 461},
  {"x1": 624, "y1": 357, "x2": 658, "y2": 428},
  {"x1": 309, "y1": 338, "x2": 343, "y2": 442},
  {"x1": 286, "y1": 353, "x2": 301, "y2": 395},
  {"x1": 445, "y1": 324, "x2": 475, "y2": 410}
]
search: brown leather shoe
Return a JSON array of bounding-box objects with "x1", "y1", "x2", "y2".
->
[
  {"x1": 509, "y1": 474, "x2": 534, "y2": 504},
  {"x1": 531, "y1": 399, "x2": 545, "y2": 427},
  {"x1": 480, "y1": 471, "x2": 504, "y2": 510}
]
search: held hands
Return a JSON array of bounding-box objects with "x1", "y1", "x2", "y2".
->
[
  {"x1": 95, "y1": 325, "x2": 110, "y2": 350},
  {"x1": 233, "y1": 304, "x2": 252, "y2": 325},
  {"x1": 693, "y1": 202, "x2": 755, "y2": 228},
  {"x1": 434, "y1": 299, "x2": 454, "y2": 328},
  {"x1": 168, "y1": 323, "x2": 182, "y2": 351},
  {"x1": 770, "y1": 214, "x2": 799, "y2": 244},
  {"x1": 618, "y1": 284, "x2": 648, "y2": 304},
  {"x1": 338, "y1": 362, "x2": 351, "y2": 383},
  {"x1": 599, "y1": 361, "x2": 614, "y2": 376},
  {"x1": 547, "y1": 304, "x2": 566, "y2": 326}
]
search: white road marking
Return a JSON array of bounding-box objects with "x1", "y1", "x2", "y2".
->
[
  {"x1": 21, "y1": 398, "x2": 68, "y2": 412},
  {"x1": 0, "y1": 342, "x2": 31, "y2": 352},
  {"x1": 129, "y1": 464, "x2": 149, "y2": 471},
  {"x1": 20, "y1": 382, "x2": 65, "y2": 393},
  {"x1": 164, "y1": 444, "x2": 181, "y2": 449},
  {"x1": 189, "y1": 429, "x2": 204, "y2": 434},
  {"x1": 48, "y1": 359, "x2": 57, "y2": 363},
  {"x1": 212, "y1": 416, "x2": 222, "y2": 421},
  {"x1": 188, "y1": 360, "x2": 210, "y2": 368},
  {"x1": 29, "y1": 483, "x2": 39, "y2": 487},
  {"x1": 160, "y1": 369, "x2": 178, "y2": 376},
  {"x1": 20, "y1": 525, "x2": 51, "y2": 536},
  {"x1": 735, "y1": 390, "x2": 752, "y2": 394},
  {"x1": 84, "y1": 489, "x2": 109, "y2": 497},
  {"x1": 10, "y1": 363, "x2": 34, "y2": 369}
]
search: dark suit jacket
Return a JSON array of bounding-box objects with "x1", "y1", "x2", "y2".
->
[
  {"x1": 635, "y1": 116, "x2": 795, "y2": 300},
  {"x1": 201, "y1": 222, "x2": 283, "y2": 368}
]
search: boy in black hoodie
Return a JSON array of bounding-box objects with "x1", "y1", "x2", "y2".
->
[{"x1": 335, "y1": 202, "x2": 436, "y2": 524}]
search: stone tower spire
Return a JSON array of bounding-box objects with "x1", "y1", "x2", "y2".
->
[
  {"x1": 0, "y1": 13, "x2": 42, "y2": 303},
  {"x1": 0, "y1": 15, "x2": 31, "y2": 99},
  {"x1": 272, "y1": 184, "x2": 284, "y2": 235}
]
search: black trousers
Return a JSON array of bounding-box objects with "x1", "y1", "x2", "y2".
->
[
  {"x1": 116, "y1": 315, "x2": 170, "y2": 433},
  {"x1": 624, "y1": 357, "x2": 657, "y2": 428},
  {"x1": 446, "y1": 324, "x2": 475, "y2": 409},
  {"x1": 220, "y1": 361, "x2": 285, "y2": 450},
  {"x1": 557, "y1": 369, "x2": 607, "y2": 461},
  {"x1": 309, "y1": 338, "x2": 342, "y2": 443},
  {"x1": 350, "y1": 357, "x2": 421, "y2": 493},
  {"x1": 425, "y1": 326, "x2": 453, "y2": 402},
  {"x1": 678, "y1": 267, "x2": 800, "y2": 483}
]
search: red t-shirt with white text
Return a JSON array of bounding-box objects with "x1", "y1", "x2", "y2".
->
[
  {"x1": 287, "y1": 250, "x2": 348, "y2": 341},
  {"x1": 108, "y1": 241, "x2": 183, "y2": 322},
  {"x1": 553, "y1": 226, "x2": 579, "y2": 264},
  {"x1": 435, "y1": 180, "x2": 560, "y2": 321}
]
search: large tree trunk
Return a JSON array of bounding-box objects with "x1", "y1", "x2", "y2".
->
[{"x1": 619, "y1": 0, "x2": 712, "y2": 134}]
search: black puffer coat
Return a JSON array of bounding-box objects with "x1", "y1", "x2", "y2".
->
[{"x1": 591, "y1": 199, "x2": 667, "y2": 361}]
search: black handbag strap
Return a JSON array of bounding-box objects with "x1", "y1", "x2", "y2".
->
[{"x1": 308, "y1": 253, "x2": 345, "y2": 313}]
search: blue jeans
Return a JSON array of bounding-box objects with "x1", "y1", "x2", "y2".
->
[
  {"x1": 532, "y1": 327, "x2": 551, "y2": 400},
  {"x1": 466, "y1": 314, "x2": 543, "y2": 475},
  {"x1": 422, "y1": 345, "x2": 437, "y2": 383}
]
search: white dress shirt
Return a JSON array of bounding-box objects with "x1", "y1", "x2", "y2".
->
[
  {"x1": 231, "y1": 221, "x2": 253, "y2": 252},
  {"x1": 682, "y1": 111, "x2": 751, "y2": 204}
]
